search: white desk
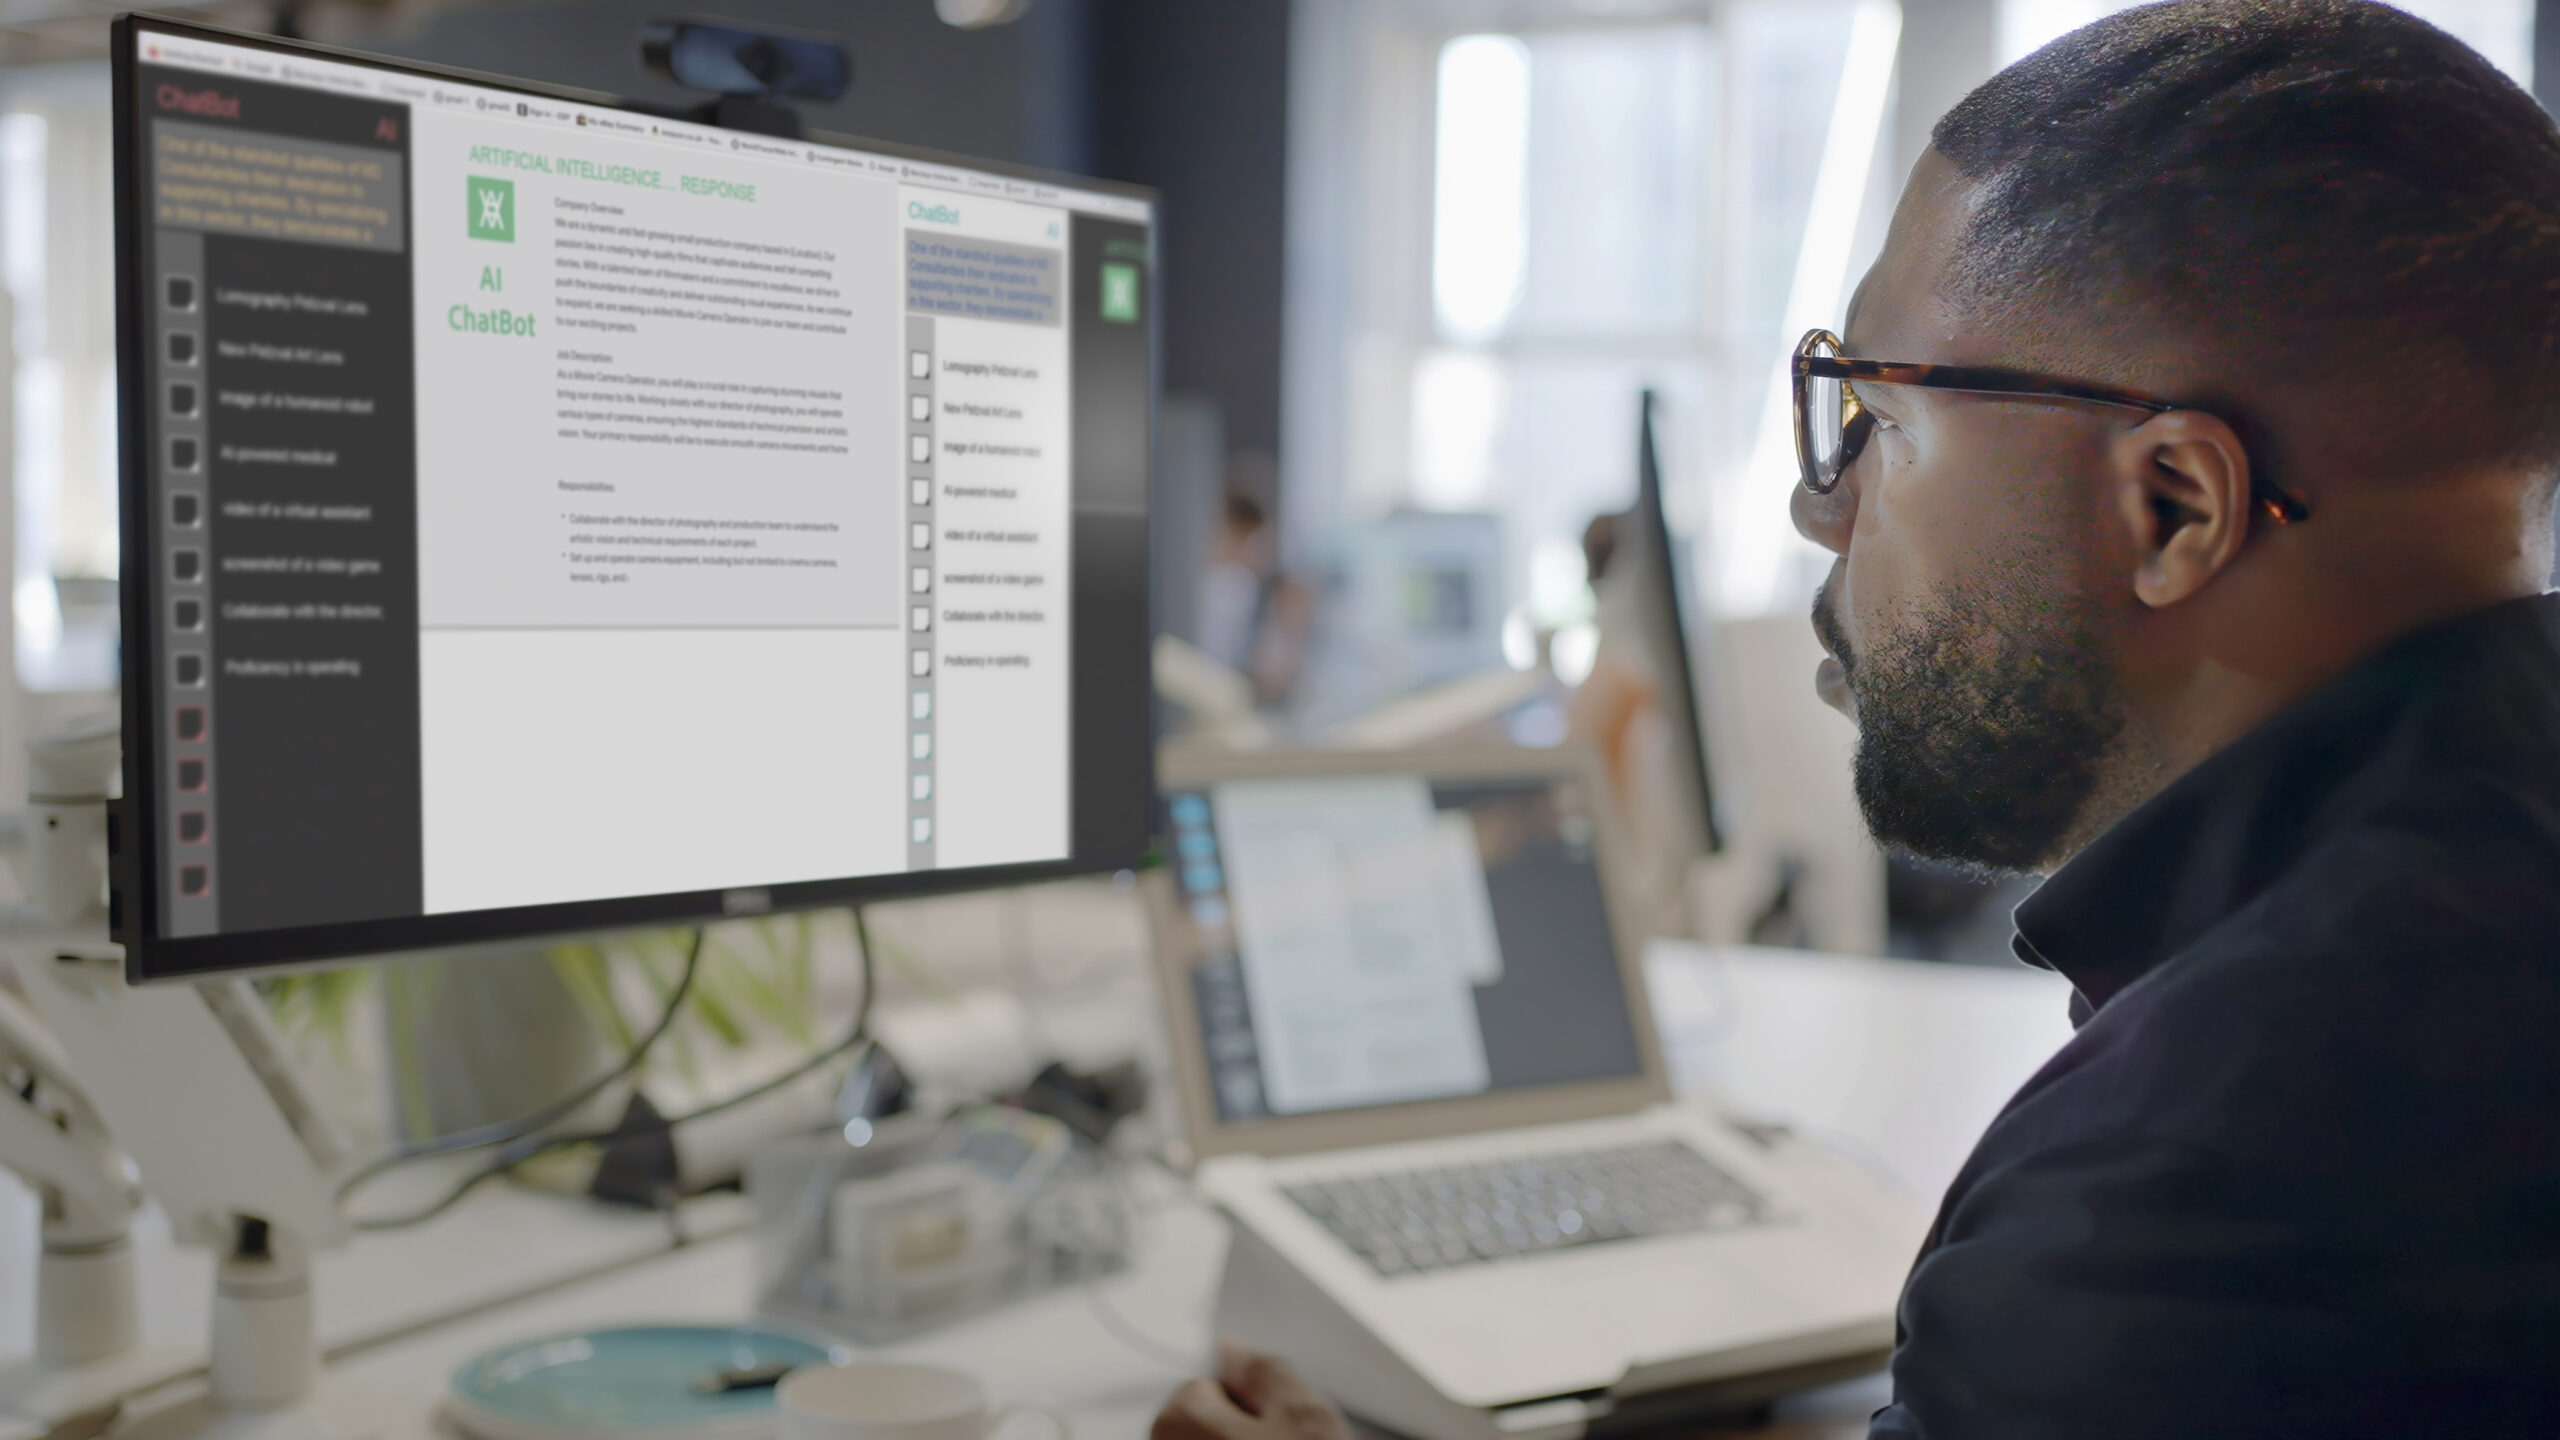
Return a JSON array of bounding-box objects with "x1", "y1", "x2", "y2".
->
[
  {"x1": 1644, "y1": 945, "x2": 2077, "y2": 1204},
  {"x1": 0, "y1": 1174, "x2": 755, "y2": 1366},
  {"x1": 16, "y1": 945, "x2": 2076, "y2": 1439}
]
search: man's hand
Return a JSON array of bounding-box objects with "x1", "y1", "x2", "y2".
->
[{"x1": 1152, "y1": 1340, "x2": 1354, "y2": 1440}]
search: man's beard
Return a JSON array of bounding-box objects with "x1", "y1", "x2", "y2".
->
[{"x1": 1813, "y1": 575, "x2": 2124, "y2": 877}]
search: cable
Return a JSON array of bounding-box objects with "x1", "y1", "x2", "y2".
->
[
  {"x1": 353, "y1": 907, "x2": 876, "y2": 1231},
  {"x1": 1084, "y1": 1276, "x2": 1202, "y2": 1371},
  {"x1": 337, "y1": 927, "x2": 706, "y2": 1204},
  {"x1": 849, "y1": 903, "x2": 878, "y2": 1042},
  {"x1": 1081, "y1": 1151, "x2": 1206, "y2": 1371}
]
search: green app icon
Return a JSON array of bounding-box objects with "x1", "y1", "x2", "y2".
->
[
  {"x1": 1100, "y1": 262, "x2": 1140, "y2": 323},
  {"x1": 468, "y1": 176, "x2": 514, "y2": 242}
]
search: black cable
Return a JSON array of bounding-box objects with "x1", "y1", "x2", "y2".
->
[
  {"x1": 849, "y1": 903, "x2": 878, "y2": 1041},
  {"x1": 354, "y1": 906, "x2": 876, "y2": 1232},
  {"x1": 337, "y1": 927, "x2": 707, "y2": 1205}
]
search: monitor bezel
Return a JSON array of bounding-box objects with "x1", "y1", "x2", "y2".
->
[{"x1": 112, "y1": 15, "x2": 1159, "y2": 982}]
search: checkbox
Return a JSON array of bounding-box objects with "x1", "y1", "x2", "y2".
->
[
  {"x1": 912, "y1": 773, "x2": 933, "y2": 801},
  {"x1": 911, "y1": 479, "x2": 930, "y2": 507},
  {"x1": 911, "y1": 817, "x2": 933, "y2": 844},
  {"x1": 911, "y1": 650, "x2": 932, "y2": 677},
  {"x1": 171, "y1": 493, "x2": 201, "y2": 527},
  {"x1": 910, "y1": 394, "x2": 930, "y2": 422},
  {"x1": 167, "y1": 331, "x2": 198, "y2": 366},
  {"x1": 911, "y1": 567, "x2": 931, "y2": 595},
  {"x1": 172, "y1": 550, "x2": 202, "y2": 582},
  {"x1": 910, "y1": 351, "x2": 930, "y2": 379},
  {"x1": 911, "y1": 523, "x2": 931, "y2": 551},
  {"x1": 912, "y1": 733, "x2": 932, "y2": 761},
  {"x1": 909, "y1": 435, "x2": 931, "y2": 464},
  {"x1": 911, "y1": 691, "x2": 933, "y2": 720},
  {"x1": 911, "y1": 606, "x2": 931, "y2": 632},
  {"x1": 178, "y1": 863, "x2": 211, "y2": 898}
]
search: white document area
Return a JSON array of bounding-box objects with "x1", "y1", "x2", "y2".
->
[
  {"x1": 1433, "y1": 810, "x2": 1505, "y2": 985},
  {"x1": 929, "y1": 310, "x2": 1071, "y2": 869},
  {"x1": 1214, "y1": 776, "x2": 1496, "y2": 1114}
]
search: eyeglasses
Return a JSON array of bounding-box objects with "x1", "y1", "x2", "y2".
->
[{"x1": 1791, "y1": 328, "x2": 2310, "y2": 525}]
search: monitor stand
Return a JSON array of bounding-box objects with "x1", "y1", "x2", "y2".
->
[
  {"x1": 5, "y1": 723, "x2": 394, "y2": 1440},
  {"x1": 0, "y1": 988, "x2": 199, "y2": 1440},
  {"x1": 13, "y1": 947, "x2": 399, "y2": 1440}
]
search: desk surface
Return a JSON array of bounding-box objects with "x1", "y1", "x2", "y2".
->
[{"x1": 7, "y1": 944, "x2": 2077, "y2": 1439}]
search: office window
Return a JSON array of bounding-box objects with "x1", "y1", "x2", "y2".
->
[
  {"x1": 2, "y1": 65, "x2": 119, "y2": 693},
  {"x1": 1408, "y1": 24, "x2": 1716, "y2": 552},
  {"x1": 1288, "y1": 0, "x2": 1887, "y2": 694},
  {"x1": 2000, "y1": 0, "x2": 2532, "y2": 82}
]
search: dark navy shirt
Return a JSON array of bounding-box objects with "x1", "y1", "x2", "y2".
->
[{"x1": 1870, "y1": 594, "x2": 2560, "y2": 1438}]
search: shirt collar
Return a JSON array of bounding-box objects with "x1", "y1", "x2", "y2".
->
[{"x1": 2010, "y1": 594, "x2": 2555, "y2": 1018}]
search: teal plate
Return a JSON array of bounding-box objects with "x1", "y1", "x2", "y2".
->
[{"x1": 449, "y1": 1325, "x2": 843, "y2": 1440}]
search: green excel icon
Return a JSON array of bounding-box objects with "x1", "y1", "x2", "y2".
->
[
  {"x1": 468, "y1": 176, "x2": 514, "y2": 242},
  {"x1": 1100, "y1": 262, "x2": 1140, "y2": 323}
]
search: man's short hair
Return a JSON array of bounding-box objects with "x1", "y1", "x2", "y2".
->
[{"x1": 1931, "y1": 0, "x2": 2560, "y2": 474}]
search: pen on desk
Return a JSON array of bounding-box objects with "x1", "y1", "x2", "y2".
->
[{"x1": 693, "y1": 1363, "x2": 801, "y2": 1394}]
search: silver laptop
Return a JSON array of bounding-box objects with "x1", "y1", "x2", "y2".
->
[{"x1": 1148, "y1": 743, "x2": 1922, "y2": 1440}]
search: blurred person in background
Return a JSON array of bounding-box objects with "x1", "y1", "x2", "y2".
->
[{"x1": 1197, "y1": 482, "x2": 1313, "y2": 707}]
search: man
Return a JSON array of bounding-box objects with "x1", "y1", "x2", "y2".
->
[{"x1": 1154, "y1": 1, "x2": 2560, "y2": 1434}]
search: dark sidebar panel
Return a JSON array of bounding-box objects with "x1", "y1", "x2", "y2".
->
[
  {"x1": 1068, "y1": 214, "x2": 1153, "y2": 863},
  {"x1": 138, "y1": 67, "x2": 422, "y2": 936}
]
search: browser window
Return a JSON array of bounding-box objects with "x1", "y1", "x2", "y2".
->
[{"x1": 131, "y1": 26, "x2": 1151, "y2": 940}]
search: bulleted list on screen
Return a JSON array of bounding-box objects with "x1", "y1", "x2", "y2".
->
[
  {"x1": 901, "y1": 193, "x2": 1074, "y2": 871},
  {"x1": 141, "y1": 68, "x2": 424, "y2": 937}
]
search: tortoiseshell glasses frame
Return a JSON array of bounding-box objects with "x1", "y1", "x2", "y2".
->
[{"x1": 1790, "y1": 328, "x2": 2311, "y2": 525}]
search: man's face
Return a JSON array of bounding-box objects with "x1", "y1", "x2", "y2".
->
[{"x1": 1793, "y1": 153, "x2": 2134, "y2": 876}]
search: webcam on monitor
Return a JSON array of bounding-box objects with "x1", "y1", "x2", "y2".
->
[{"x1": 640, "y1": 18, "x2": 849, "y2": 136}]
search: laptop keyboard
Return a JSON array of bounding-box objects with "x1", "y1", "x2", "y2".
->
[{"x1": 1283, "y1": 1139, "x2": 1768, "y2": 1278}]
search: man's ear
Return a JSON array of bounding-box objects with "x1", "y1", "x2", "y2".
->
[{"x1": 2106, "y1": 410, "x2": 2252, "y2": 609}]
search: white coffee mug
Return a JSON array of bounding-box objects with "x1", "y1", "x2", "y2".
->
[{"x1": 776, "y1": 1362, "x2": 1068, "y2": 1440}]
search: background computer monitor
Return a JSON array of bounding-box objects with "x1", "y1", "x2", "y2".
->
[
  {"x1": 1619, "y1": 389, "x2": 1722, "y2": 856},
  {"x1": 113, "y1": 18, "x2": 1156, "y2": 982}
]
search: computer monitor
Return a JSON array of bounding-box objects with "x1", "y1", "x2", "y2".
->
[
  {"x1": 1344, "y1": 509, "x2": 1507, "y2": 695},
  {"x1": 1620, "y1": 389, "x2": 1722, "y2": 854},
  {"x1": 111, "y1": 19, "x2": 1156, "y2": 981}
]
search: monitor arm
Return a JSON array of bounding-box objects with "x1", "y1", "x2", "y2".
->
[
  {"x1": 3, "y1": 719, "x2": 366, "y2": 1440},
  {"x1": 0, "y1": 713, "x2": 120, "y2": 938},
  {"x1": 0, "y1": 983, "x2": 144, "y2": 1364},
  {"x1": 0, "y1": 717, "x2": 203, "y2": 1435}
]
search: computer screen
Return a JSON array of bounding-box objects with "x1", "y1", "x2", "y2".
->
[
  {"x1": 114, "y1": 20, "x2": 1155, "y2": 980},
  {"x1": 1624, "y1": 389, "x2": 1722, "y2": 854},
  {"x1": 1159, "y1": 771, "x2": 1645, "y2": 1124}
]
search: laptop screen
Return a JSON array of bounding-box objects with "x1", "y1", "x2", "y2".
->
[{"x1": 1159, "y1": 771, "x2": 1645, "y2": 1123}]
